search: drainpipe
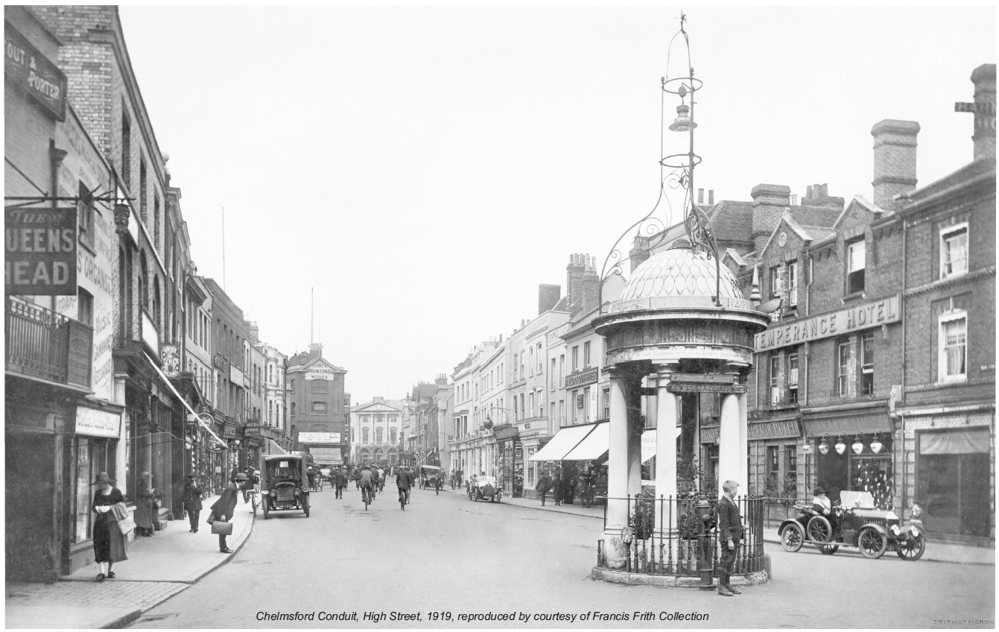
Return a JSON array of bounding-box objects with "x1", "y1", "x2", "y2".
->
[{"x1": 899, "y1": 215, "x2": 907, "y2": 516}]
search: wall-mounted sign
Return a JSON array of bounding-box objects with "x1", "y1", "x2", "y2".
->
[
  {"x1": 5, "y1": 207, "x2": 77, "y2": 295},
  {"x1": 75, "y1": 406, "x2": 120, "y2": 438},
  {"x1": 754, "y1": 295, "x2": 900, "y2": 353},
  {"x1": 667, "y1": 382, "x2": 748, "y2": 394},
  {"x1": 566, "y1": 368, "x2": 599, "y2": 389},
  {"x1": 244, "y1": 422, "x2": 261, "y2": 437},
  {"x1": 298, "y1": 432, "x2": 341, "y2": 444},
  {"x1": 213, "y1": 354, "x2": 226, "y2": 370},
  {"x1": 747, "y1": 418, "x2": 800, "y2": 440},
  {"x1": 4, "y1": 23, "x2": 67, "y2": 120},
  {"x1": 305, "y1": 365, "x2": 337, "y2": 381}
]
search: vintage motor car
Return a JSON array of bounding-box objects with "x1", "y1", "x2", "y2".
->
[
  {"x1": 260, "y1": 454, "x2": 311, "y2": 519},
  {"x1": 779, "y1": 491, "x2": 925, "y2": 560},
  {"x1": 467, "y1": 474, "x2": 502, "y2": 503},
  {"x1": 418, "y1": 465, "x2": 442, "y2": 489}
]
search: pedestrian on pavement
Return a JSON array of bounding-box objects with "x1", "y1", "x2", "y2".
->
[
  {"x1": 182, "y1": 474, "x2": 203, "y2": 533},
  {"x1": 716, "y1": 479, "x2": 744, "y2": 597},
  {"x1": 91, "y1": 472, "x2": 128, "y2": 581},
  {"x1": 134, "y1": 472, "x2": 159, "y2": 537},
  {"x1": 552, "y1": 470, "x2": 563, "y2": 506},
  {"x1": 207, "y1": 481, "x2": 239, "y2": 553},
  {"x1": 537, "y1": 471, "x2": 551, "y2": 506}
]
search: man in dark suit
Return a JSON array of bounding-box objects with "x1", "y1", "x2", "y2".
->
[
  {"x1": 716, "y1": 480, "x2": 744, "y2": 596},
  {"x1": 208, "y1": 482, "x2": 239, "y2": 553}
]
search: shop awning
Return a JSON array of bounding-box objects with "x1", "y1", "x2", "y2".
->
[
  {"x1": 265, "y1": 439, "x2": 287, "y2": 455},
  {"x1": 529, "y1": 423, "x2": 597, "y2": 461},
  {"x1": 562, "y1": 421, "x2": 609, "y2": 461},
  {"x1": 640, "y1": 426, "x2": 683, "y2": 462},
  {"x1": 144, "y1": 353, "x2": 226, "y2": 448}
]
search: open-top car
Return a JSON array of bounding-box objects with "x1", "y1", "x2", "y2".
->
[
  {"x1": 467, "y1": 474, "x2": 502, "y2": 503},
  {"x1": 779, "y1": 491, "x2": 925, "y2": 560},
  {"x1": 260, "y1": 454, "x2": 310, "y2": 519}
]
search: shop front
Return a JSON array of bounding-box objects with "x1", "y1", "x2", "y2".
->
[
  {"x1": 494, "y1": 425, "x2": 522, "y2": 497},
  {"x1": 802, "y1": 408, "x2": 894, "y2": 510},
  {"x1": 65, "y1": 404, "x2": 122, "y2": 574},
  {"x1": 912, "y1": 422, "x2": 992, "y2": 541},
  {"x1": 746, "y1": 416, "x2": 802, "y2": 499}
]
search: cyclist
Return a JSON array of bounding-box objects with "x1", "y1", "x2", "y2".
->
[
  {"x1": 377, "y1": 466, "x2": 386, "y2": 492},
  {"x1": 396, "y1": 465, "x2": 414, "y2": 506},
  {"x1": 358, "y1": 465, "x2": 375, "y2": 504}
]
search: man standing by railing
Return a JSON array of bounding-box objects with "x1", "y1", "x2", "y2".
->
[{"x1": 716, "y1": 480, "x2": 743, "y2": 597}]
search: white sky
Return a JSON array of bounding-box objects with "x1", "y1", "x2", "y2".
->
[{"x1": 116, "y1": 5, "x2": 995, "y2": 404}]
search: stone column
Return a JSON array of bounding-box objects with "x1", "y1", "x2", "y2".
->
[
  {"x1": 718, "y1": 393, "x2": 741, "y2": 498},
  {"x1": 602, "y1": 367, "x2": 632, "y2": 569},
  {"x1": 654, "y1": 367, "x2": 679, "y2": 534},
  {"x1": 627, "y1": 377, "x2": 643, "y2": 495},
  {"x1": 738, "y1": 391, "x2": 749, "y2": 491}
]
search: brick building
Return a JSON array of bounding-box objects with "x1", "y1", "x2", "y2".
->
[
  {"x1": 894, "y1": 64, "x2": 995, "y2": 543},
  {"x1": 287, "y1": 343, "x2": 348, "y2": 466}
]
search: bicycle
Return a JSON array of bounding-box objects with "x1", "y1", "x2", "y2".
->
[
  {"x1": 399, "y1": 487, "x2": 408, "y2": 510},
  {"x1": 317, "y1": 477, "x2": 325, "y2": 492},
  {"x1": 246, "y1": 487, "x2": 259, "y2": 516},
  {"x1": 362, "y1": 485, "x2": 372, "y2": 510}
]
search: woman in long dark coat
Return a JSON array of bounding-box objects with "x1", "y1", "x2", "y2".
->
[
  {"x1": 92, "y1": 471, "x2": 126, "y2": 582},
  {"x1": 134, "y1": 472, "x2": 158, "y2": 536}
]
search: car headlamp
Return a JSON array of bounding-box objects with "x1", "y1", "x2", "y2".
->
[{"x1": 890, "y1": 524, "x2": 901, "y2": 536}]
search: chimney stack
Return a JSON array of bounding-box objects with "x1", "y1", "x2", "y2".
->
[
  {"x1": 750, "y1": 184, "x2": 791, "y2": 254},
  {"x1": 566, "y1": 253, "x2": 585, "y2": 307},
  {"x1": 629, "y1": 235, "x2": 651, "y2": 273},
  {"x1": 581, "y1": 255, "x2": 600, "y2": 313},
  {"x1": 971, "y1": 64, "x2": 996, "y2": 160},
  {"x1": 698, "y1": 188, "x2": 704, "y2": 204},
  {"x1": 871, "y1": 119, "x2": 920, "y2": 211},
  {"x1": 708, "y1": 189, "x2": 714, "y2": 205},
  {"x1": 538, "y1": 284, "x2": 561, "y2": 314}
]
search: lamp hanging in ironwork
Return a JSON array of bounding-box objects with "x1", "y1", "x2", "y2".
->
[
  {"x1": 834, "y1": 437, "x2": 847, "y2": 455},
  {"x1": 852, "y1": 437, "x2": 864, "y2": 455},
  {"x1": 818, "y1": 437, "x2": 829, "y2": 455},
  {"x1": 870, "y1": 435, "x2": 883, "y2": 454}
]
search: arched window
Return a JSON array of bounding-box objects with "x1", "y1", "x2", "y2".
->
[
  {"x1": 291, "y1": 402, "x2": 296, "y2": 416},
  {"x1": 152, "y1": 276, "x2": 161, "y2": 331}
]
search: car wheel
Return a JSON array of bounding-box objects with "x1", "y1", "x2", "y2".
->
[
  {"x1": 896, "y1": 533, "x2": 925, "y2": 561},
  {"x1": 474, "y1": 491, "x2": 479, "y2": 502},
  {"x1": 820, "y1": 544, "x2": 839, "y2": 555},
  {"x1": 806, "y1": 515, "x2": 833, "y2": 543},
  {"x1": 859, "y1": 527, "x2": 887, "y2": 559},
  {"x1": 780, "y1": 523, "x2": 804, "y2": 553},
  {"x1": 262, "y1": 497, "x2": 270, "y2": 520}
]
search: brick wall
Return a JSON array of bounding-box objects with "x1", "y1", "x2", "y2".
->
[
  {"x1": 751, "y1": 184, "x2": 790, "y2": 254},
  {"x1": 871, "y1": 119, "x2": 919, "y2": 211}
]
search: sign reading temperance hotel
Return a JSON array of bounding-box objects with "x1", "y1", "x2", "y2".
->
[{"x1": 754, "y1": 295, "x2": 900, "y2": 352}]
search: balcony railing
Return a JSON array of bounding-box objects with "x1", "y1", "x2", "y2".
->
[{"x1": 6, "y1": 296, "x2": 93, "y2": 389}]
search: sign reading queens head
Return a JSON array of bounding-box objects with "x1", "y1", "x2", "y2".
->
[{"x1": 755, "y1": 295, "x2": 900, "y2": 352}]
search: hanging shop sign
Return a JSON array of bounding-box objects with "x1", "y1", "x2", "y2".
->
[
  {"x1": 160, "y1": 344, "x2": 180, "y2": 378},
  {"x1": 755, "y1": 295, "x2": 900, "y2": 352},
  {"x1": 222, "y1": 422, "x2": 238, "y2": 440},
  {"x1": 667, "y1": 382, "x2": 747, "y2": 394},
  {"x1": 244, "y1": 422, "x2": 261, "y2": 437},
  {"x1": 566, "y1": 368, "x2": 599, "y2": 389},
  {"x1": 4, "y1": 23, "x2": 67, "y2": 120},
  {"x1": 5, "y1": 207, "x2": 77, "y2": 295},
  {"x1": 74, "y1": 406, "x2": 120, "y2": 438},
  {"x1": 298, "y1": 432, "x2": 341, "y2": 444}
]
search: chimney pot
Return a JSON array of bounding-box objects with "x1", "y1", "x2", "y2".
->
[
  {"x1": 871, "y1": 119, "x2": 920, "y2": 210},
  {"x1": 708, "y1": 189, "x2": 714, "y2": 205}
]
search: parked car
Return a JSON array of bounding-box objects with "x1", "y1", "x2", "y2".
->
[
  {"x1": 779, "y1": 491, "x2": 925, "y2": 560},
  {"x1": 467, "y1": 474, "x2": 502, "y2": 503},
  {"x1": 260, "y1": 454, "x2": 310, "y2": 519}
]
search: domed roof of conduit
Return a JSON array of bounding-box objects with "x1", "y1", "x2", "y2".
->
[
  {"x1": 621, "y1": 247, "x2": 744, "y2": 303},
  {"x1": 607, "y1": 246, "x2": 753, "y2": 315}
]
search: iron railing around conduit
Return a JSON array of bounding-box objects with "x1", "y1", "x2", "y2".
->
[{"x1": 596, "y1": 495, "x2": 766, "y2": 576}]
